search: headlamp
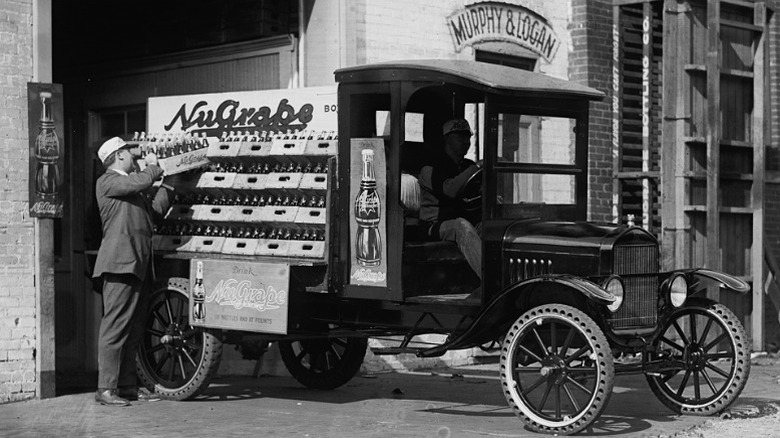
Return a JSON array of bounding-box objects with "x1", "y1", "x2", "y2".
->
[
  {"x1": 668, "y1": 274, "x2": 688, "y2": 308},
  {"x1": 603, "y1": 275, "x2": 625, "y2": 313}
]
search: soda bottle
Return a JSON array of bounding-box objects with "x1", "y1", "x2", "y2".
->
[
  {"x1": 192, "y1": 261, "x2": 206, "y2": 324},
  {"x1": 354, "y1": 149, "x2": 381, "y2": 267},
  {"x1": 35, "y1": 163, "x2": 60, "y2": 199},
  {"x1": 34, "y1": 91, "x2": 60, "y2": 163},
  {"x1": 34, "y1": 91, "x2": 61, "y2": 199}
]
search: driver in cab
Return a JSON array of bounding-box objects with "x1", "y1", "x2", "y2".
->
[{"x1": 418, "y1": 118, "x2": 482, "y2": 280}]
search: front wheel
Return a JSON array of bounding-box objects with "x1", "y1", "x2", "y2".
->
[
  {"x1": 136, "y1": 277, "x2": 223, "y2": 400},
  {"x1": 500, "y1": 304, "x2": 614, "y2": 435},
  {"x1": 645, "y1": 298, "x2": 750, "y2": 415}
]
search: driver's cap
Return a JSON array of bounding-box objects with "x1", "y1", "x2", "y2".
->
[{"x1": 442, "y1": 119, "x2": 472, "y2": 136}]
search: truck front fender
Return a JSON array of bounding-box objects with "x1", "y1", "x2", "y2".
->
[
  {"x1": 518, "y1": 275, "x2": 617, "y2": 305},
  {"x1": 668, "y1": 268, "x2": 750, "y2": 295},
  {"x1": 419, "y1": 275, "x2": 614, "y2": 357}
]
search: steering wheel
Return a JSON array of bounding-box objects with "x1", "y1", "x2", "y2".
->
[{"x1": 459, "y1": 167, "x2": 482, "y2": 212}]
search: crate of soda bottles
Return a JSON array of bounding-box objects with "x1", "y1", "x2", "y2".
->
[{"x1": 133, "y1": 132, "x2": 211, "y2": 175}]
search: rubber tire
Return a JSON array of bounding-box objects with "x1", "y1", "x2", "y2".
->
[
  {"x1": 500, "y1": 304, "x2": 615, "y2": 435},
  {"x1": 279, "y1": 336, "x2": 368, "y2": 390},
  {"x1": 646, "y1": 298, "x2": 750, "y2": 415},
  {"x1": 136, "y1": 277, "x2": 223, "y2": 400}
]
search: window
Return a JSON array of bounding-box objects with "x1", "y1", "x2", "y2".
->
[{"x1": 494, "y1": 113, "x2": 578, "y2": 212}]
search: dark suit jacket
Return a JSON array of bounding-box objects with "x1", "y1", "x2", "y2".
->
[{"x1": 92, "y1": 165, "x2": 170, "y2": 282}]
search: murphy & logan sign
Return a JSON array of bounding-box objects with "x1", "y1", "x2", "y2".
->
[{"x1": 447, "y1": 1, "x2": 560, "y2": 62}]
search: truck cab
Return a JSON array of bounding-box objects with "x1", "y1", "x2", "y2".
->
[{"x1": 335, "y1": 60, "x2": 598, "y2": 305}]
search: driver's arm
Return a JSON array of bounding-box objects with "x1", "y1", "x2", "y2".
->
[{"x1": 432, "y1": 164, "x2": 480, "y2": 199}]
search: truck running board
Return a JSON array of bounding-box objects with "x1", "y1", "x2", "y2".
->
[{"x1": 370, "y1": 347, "x2": 428, "y2": 356}]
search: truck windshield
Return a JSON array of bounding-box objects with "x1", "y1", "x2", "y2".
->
[{"x1": 494, "y1": 113, "x2": 579, "y2": 216}]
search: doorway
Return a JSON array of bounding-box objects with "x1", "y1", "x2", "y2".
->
[{"x1": 55, "y1": 106, "x2": 146, "y2": 393}]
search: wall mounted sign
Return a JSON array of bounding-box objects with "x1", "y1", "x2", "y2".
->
[
  {"x1": 349, "y1": 138, "x2": 387, "y2": 287},
  {"x1": 447, "y1": 1, "x2": 560, "y2": 62},
  {"x1": 147, "y1": 86, "x2": 338, "y2": 138},
  {"x1": 27, "y1": 83, "x2": 64, "y2": 218}
]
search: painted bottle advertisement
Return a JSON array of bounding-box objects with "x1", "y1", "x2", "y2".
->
[
  {"x1": 192, "y1": 260, "x2": 206, "y2": 323},
  {"x1": 354, "y1": 149, "x2": 381, "y2": 267},
  {"x1": 34, "y1": 91, "x2": 61, "y2": 199}
]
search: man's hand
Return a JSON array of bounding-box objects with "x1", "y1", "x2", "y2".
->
[{"x1": 143, "y1": 152, "x2": 159, "y2": 167}]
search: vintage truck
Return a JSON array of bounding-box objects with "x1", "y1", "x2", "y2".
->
[{"x1": 133, "y1": 59, "x2": 751, "y2": 435}]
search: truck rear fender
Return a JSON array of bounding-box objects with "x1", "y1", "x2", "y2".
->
[{"x1": 420, "y1": 275, "x2": 615, "y2": 356}]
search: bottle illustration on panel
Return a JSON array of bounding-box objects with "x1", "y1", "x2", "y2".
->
[
  {"x1": 354, "y1": 149, "x2": 381, "y2": 267},
  {"x1": 34, "y1": 91, "x2": 61, "y2": 199},
  {"x1": 192, "y1": 260, "x2": 206, "y2": 323}
]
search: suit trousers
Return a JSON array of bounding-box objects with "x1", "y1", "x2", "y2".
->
[{"x1": 97, "y1": 272, "x2": 150, "y2": 390}]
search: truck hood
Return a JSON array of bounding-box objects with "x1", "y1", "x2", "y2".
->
[
  {"x1": 497, "y1": 219, "x2": 658, "y2": 279},
  {"x1": 503, "y1": 220, "x2": 634, "y2": 249}
]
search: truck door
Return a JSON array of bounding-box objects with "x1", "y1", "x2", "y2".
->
[{"x1": 336, "y1": 86, "x2": 402, "y2": 301}]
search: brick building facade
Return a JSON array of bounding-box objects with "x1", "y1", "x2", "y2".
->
[
  {"x1": 0, "y1": 0, "x2": 38, "y2": 403},
  {"x1": 1, "y1": 0, "x2": 778, "y2": 402}
]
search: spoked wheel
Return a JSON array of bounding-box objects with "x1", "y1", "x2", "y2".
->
[
  {"x1": 136, "y1": 277, "x2": 223, "y2": 400},
  {"x1": 278, "y1": 328, "x2": 368, "y2": 390},
  {"x1": 646, "y1": 298, "x2": 750, "y2": 415},
  {"x1": 500, "y1": 304, "x2": 614, "y2": 435}
]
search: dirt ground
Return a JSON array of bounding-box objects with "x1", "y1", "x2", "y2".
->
[{"x1": 662, "y1": 353, "x2": 780, "y2": 438}]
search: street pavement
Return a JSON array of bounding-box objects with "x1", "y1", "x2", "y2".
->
[{"x1": 1, "y1": 358, "x2": 778, "y2": 438}]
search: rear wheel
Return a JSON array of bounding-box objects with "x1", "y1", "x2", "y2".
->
[
  {"x1": 136, "y1": 277, "x2": 223, "y2": 400},
  {"x1": 500, "y1": 304, "x2": 614, "y2": 435},
  {"x1": 279, "y1": 328, "x2": 367, "y2": 390},
  {"x1": 646, "y1": 298, "x2": 750, "y2": 415}
]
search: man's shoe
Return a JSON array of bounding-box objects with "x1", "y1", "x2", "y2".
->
[
  {"x1": 118, "y1": 386, "x2": 161, "y2": 402},
  {"x1": 95, "y1": 389, "x2": 131, "y2": 407}
]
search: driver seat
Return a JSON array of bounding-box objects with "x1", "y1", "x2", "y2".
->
[{"x1": 400, "y1": 173, "x2": 476, "y2": 296}]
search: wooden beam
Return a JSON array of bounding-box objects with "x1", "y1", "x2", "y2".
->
[
  {"x1": 751, "y1": 2, "x2": 767, "y2": 351},
  {"x1": 705, "y1": 0, "x2": 721, "y2": 302},
  {"x1": 660, "y1": 0, "x2": 691, "y2": 271},
  {"x1": 33, "y1": 0, "x2": 56, "y2": 400}
]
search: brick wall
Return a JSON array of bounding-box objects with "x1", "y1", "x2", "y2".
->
[
  {"x1": 569, "y1": 0, "x2": 613, "y2": 223},
  {"x1": 0, "y1": 0, "x2": 37, "y2": 404},
  {"x1": 362, "y1": 0, "x2": 461, "y2": 63}
]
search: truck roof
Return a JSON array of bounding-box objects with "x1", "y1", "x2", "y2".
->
[{"x1": 335, "y1": 59, "x2": 604, "y2": 101}]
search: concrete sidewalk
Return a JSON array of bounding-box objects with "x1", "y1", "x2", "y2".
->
[{"x1": 1, "y1": 358, "x2": 778, "y2": 438}]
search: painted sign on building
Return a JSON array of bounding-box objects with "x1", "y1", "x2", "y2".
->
[
  {"x1": 27, "y1": 83, "x2": 64, "y2": 218},
  {"x1": 147, "y1": 86, "x2": 338, "y2": 138},
  {"x1": 447, "y1": 1, "x2": 560, "y2": 62}
]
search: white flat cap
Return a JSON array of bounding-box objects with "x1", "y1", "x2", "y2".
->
[{"x1": 97, "y1": 137, "x2": 129, "y2": 163}]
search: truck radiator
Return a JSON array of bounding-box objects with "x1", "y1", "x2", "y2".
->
[{"x1": 610, "y1": 243, "x2": 659, "y2": 329}]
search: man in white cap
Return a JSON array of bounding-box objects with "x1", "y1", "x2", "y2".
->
[
  {"x1": 92, "y1": 136, "x2": 171, "y2": 406},
  {"x1": 418, "y1": 118, "x2": 483, "y2": 285}
]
